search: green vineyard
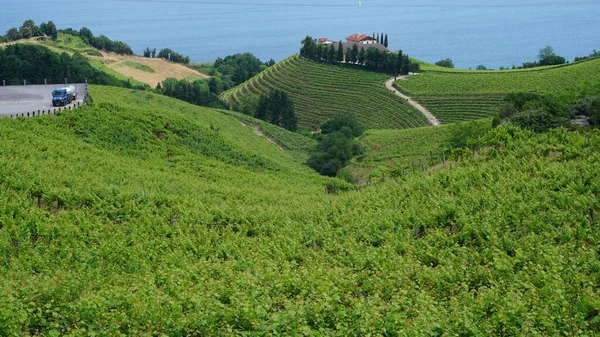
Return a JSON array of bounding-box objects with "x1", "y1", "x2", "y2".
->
[
  {"x1": 396, "y1": 57, "x2": 600, "y2": 123},
  {"x1": 2, "y1": 85, "x2": 600, "y2": 335},
  {"x1": 221, "y1": 55, "x2": 428, "y2": 130},
  {"x1": 413, "y1": 95, "x2": 505, "y2": 123}
]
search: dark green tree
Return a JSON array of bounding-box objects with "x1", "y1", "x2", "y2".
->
[
  {"x1": 300, "y1": 36, "x2": 316, "y2": 59},
  {"x1": 364, "y1": 47, "x2": 382, "y2": 68},
  {"x1": 254, "y1": 91, "x2": 297, "y2": 131},
  {"x1": 409, "y1": 61, "x2": 420, "y2": 73},
  {"x1": 345, "y1": 47, "x2": 353, "y2": 63},
  {"x1": 79, "y1": 27, "x2": 93, "y2": 44},
  {"x1": 337, "y1": 41, "x2": 344, "y2": 62},
  {"x1": 19, "y1": 20, "x2": 38, "y2": 39},
  {"x1": 384, "y1": 34, "x2": 388, "y2": 47},
  {"x1": 328, "y1": 44, "x2": 336, "y2": 63},
  {"x1": 396, "y1": 50, "x2": 404, "y2": 75},
  {"x1": 358, "y1": 47, "x2": 366, "y2": 65},
  {"x1": 435, "y1": 58, "x2": 454, "y2": 68},
  {"x1": 538, "y1": 46, "x2": 566, "y2": 66},
  {"x1": 157, "y1": 48, "x2": 190, "y2": 64},
  {"x1": 255, "y1": 95, "x2": 268, "y2": 121},
  {"x1": 6, "y1": 28, "x2": 21, "y2": 41},
  {"x1": 320, "y1": 112, "x2": 366, "y2": 137},
  {"x1": 45, "y1": 21, "x2": 58, "y2": 40},
  {"x1": 401, "y1": 55, "x2": 410, "y2": 75},
  {"x1": 350, "y1": 44, "x2": 359, "y2": 63},
  {"x1": 279, "y1": 91, "x2": 297, "y2": 131},
  {"x1": 308, "y1": 112, "x2": 365, "y2": 177}
]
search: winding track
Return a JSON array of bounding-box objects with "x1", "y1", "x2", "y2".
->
[{"x1": 385, "y1": 75, "x2": 441, "y2": 126}]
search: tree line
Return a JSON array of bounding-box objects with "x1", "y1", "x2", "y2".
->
[
  {"x1": 371, "y1": 32, "x2": 389, "y2": 47},
  {"x1": 63, "y1": 27, "x2": 133, "y2": 55},
  {"x1": 255, "y1": 91, "x2": 297, "y2": 131},
  {"x1": 0, "y1": 19, "x2": 57, "y2": 42},
  {"x1": 143, "y1": 47, "x2": 190, "y2": 65},
  {"x1": 0, "y1": 44, "x2": 145, "y2": 89},
  {"x1": 156, "y1": 53, "x2": 269, "y2": 110},
  {"x1": 299, "y1": 36, "x2": 419, "y2": 75},
  {"x1": 1, "y1": 20, "x2": 133, "y2": 55}
]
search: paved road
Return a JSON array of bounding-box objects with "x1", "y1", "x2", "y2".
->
[
  {"x1": 385, "y1": 75, "x2": 441, "y2": 126},
  {"x1": 0, "y1": 84, "x2": 87, "y2": 117}
]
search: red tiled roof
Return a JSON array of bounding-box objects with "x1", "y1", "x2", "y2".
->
[{"x1": 345, "y1": 34, "x2": 377, "y2": 42}]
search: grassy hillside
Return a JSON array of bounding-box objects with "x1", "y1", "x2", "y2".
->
[
  {"x1": 2, "y1": 34, "x2": 208, "y2": 87},
  {"x1": 347, "y1": 119, "x2": 492, "y2": 182},
  {"x1": 1, "y1": 86, "x2": 600, "y2": 335},
  {"x1": 221, "y1": 55, "x2": 428, "y2": 130},
  {"x1": 396, "y1": 58, "x2": 600, "y2": 123}
]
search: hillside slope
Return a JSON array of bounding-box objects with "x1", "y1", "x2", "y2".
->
[
  {"x1": 221, "y1": 55, "x2": 428, "y2": 130},
  {"x1": 395, "y1": 58, "x2": 600, "y2": 123},
  {"x1": 1, "y1": 87, "x2": 599, "y2": 335},
  {"x1": 1, "y1": 34, "x2": 208, "y2": 87}
]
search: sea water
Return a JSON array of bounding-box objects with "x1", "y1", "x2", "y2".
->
[{"x1": 1, "y1": 0, "x2": 599, "y2": 69}]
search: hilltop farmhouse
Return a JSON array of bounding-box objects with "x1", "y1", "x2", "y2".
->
[{"x1": 313, "y1": 33, "x2": 390, "y2": 61}]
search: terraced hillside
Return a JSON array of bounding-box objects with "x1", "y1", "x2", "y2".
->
[
  {"x1": 396, "y1": 58, "x2": 600, "y2": 123},
  {"x1": 221, "y1": 55, "x2": 427, "y2": 130}
]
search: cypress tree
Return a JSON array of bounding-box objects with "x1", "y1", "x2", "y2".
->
[
  {"x1": 401, "y1": 55, "x2": 410, "y2": 75},
  {"x1": 380, "y1": 32, "x2": 384, "y2": 44},
  {"x1": 329, "y1": 44, "x2": 336, "y2": 64},
  {"x1": 337, "y1": 41, "x2": 344, "y2": 62},
  {"x1": 351, "y1": 44, "x2": 359, "y2": 63},
  {"x1": 358, "y1": 47, "x2": 366, "y2": 65},
  {"x1": 255, "y1": 95, "x2": 268, "y2": 121},
  {"x1": 384, "y1": 34, "x2": 388, "y2": 47},
  {"x1": 280, "y1": 91, "x2": 297, "y2": 131},
  {"x1": 396, "y1": 50, "x2": 403, "y2": 75}
]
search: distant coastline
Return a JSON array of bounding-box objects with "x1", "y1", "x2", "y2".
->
[{"x1": 2, "y1": 0, "x2": 599, "y2": 69}]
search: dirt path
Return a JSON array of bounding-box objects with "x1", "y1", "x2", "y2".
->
[
  {"x1": 240, "y1": 121, "x2": 284, "y2": 150},
  {"x1": 385, "y1": 75, "x2": 441, "y2": 126}
]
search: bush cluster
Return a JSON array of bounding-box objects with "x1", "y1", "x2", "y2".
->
[{"x1": 308, "y1": 112, "x2": 366, "y2": 177}]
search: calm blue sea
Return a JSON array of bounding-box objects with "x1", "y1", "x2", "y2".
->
[{"x1": 1, "y1": 0, "x2": 599, "y2": 69}]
